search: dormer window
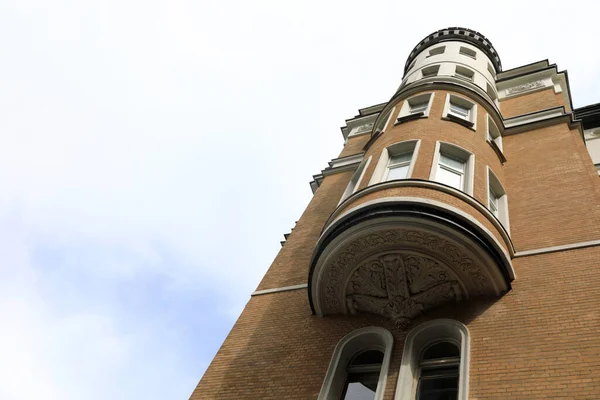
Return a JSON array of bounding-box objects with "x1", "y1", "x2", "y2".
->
[
  {"x1": 459, "y1": 46, "x2": 476, "y2": 59},
  {"x1": 428, "y1": 46, "x2": 445, "y2": 57},
  {"x1": 455, "y1": 66, "x2": 474, "y2": 82}
]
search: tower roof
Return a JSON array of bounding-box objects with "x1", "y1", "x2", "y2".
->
[{"x1": 404, "y1": 27, "x2": 502, "y2": 74}]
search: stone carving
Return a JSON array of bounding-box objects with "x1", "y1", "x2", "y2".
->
[
  {"x1": 355, "y1": 122, "x2": 374, "y2": 134},
  {"x1": 346, "y1": 253, "x2": 462, "y2": 329},
  {"x1": 506, "y1": 80, "x2": 545, "y2": 95},
  {"x1": 320, "y1": 228, "x2": 494, "y2": 327}
]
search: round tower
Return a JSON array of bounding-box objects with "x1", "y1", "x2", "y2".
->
[{"x1": 308, "y1": 27, "x2": 514, "y2": 329}]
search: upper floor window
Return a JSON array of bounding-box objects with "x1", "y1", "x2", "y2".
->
[
  {"x1": 487, "y1": 168, "x2": 509, "y2": 230},
  {"x1": 427, "y1": 46, "x2": 445, "y2": 57},
  {"x1": 339, "y1": 156, "x2": 372, "y2": 204},
  {"x1": 459, "y1": 46, "x2": 476, "y2": 59},
  {"x1": 318, "y1": 327, "x2": 394, "y2": 400},
  {"x1": 421, "y1": 65, "x2": 440, "y2": 78},
  {"x1": 442, "y1": 94, "x2": 477, "y2": 130},
  {"x1": 486, "y1": 83, "x2": 497, "y2": 102},
  {"x1": 369, "y1": 140, "x2": 421, "y2": 186},
  {"x1": 487, "y1": 63, "x2": 496, "y2": 78},
  {"x1": 430, "y1": 142, "x2": 475, "y2": 195},
  {"x1": 486, "y1": 115, "x2": 503, "y2": 151},
  {"x1": 454, "y1": 66, "x2": 474, "y2": 82},
  {"x1": 397, "y1": 93, "x2": 435, "y2": 123},
  {"x1": 395, "y1": 320, "x2": 470, "y2": 400}
]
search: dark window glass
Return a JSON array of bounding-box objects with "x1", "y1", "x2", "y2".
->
[
  {"x1": 342, "y1": 350, "x2": 383, "y2": 400},
  {"x1": 417, "y1": 342, "x2": 460, "y2": 400}
]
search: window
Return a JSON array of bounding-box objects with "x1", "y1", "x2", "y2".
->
[
  {"x1": 487, "y1": 63, "x2": 496, "y2": 78},
  {"x1": 318, "y1": 327, "x2": 394, "y2": 400},
  {"x1": 430, "y1": 142, "x2": 474, "y2": 195},
  {"x1": 442, "y1": 94, "x2": 477, "y2": 130},
  {"x1": 369, "y1": 140, "x2": 420, "y2": 185},
  {"x1": 395, "y1": 320, "x2": 470, "y2": 400},
  {"x1": 342, "y1": 350, "x2": 384, "y2": 399},
  {"x1": 417, "y1": 342, "x2": 460, "y2": 400},
  {"x1": 397, "y1": 93, "x2": 435, "y2": 122},
  {"x1": 427, "y1": 46, "x2": 445, "y2": 57},
  {"x1": 421, "y1": 65, "x2": 439, "y2": 78},
  {"x1": 487, "y1": 167, "x2": 509, "y2": 230},
  {"x1": 437, "y1": 154, "x2": 465, "y2": 190},
  {"x1": 486, "y1": 115, "x2": 503, "y2": 151},
  {"x1": 486, "y1": 83, "x2": 497, "y2": 102},
  {"x1": 459, "y1": 46, "x2": 476, "y2": 59},
  {"x1": 385, "y1": 152, "x2": 413, "y2": 181},
  {"x1": 454, "y1": 66, "x2": 474, "y2": 82},
  {"x1": 339, "y1": 157, "x2": 372, "y2": 203}
]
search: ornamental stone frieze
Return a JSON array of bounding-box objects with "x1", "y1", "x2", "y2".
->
[{"x1": 309, "y1": 199, "x2": 513, "y2": 329}]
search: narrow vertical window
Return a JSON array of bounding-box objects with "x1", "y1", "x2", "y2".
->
[
  {"x1": 487, "y1": 168, "x2": 509, "y2": 230},
  {"x1": 417, "y1": 342, "x2": 460, "y2": 400},
  {"x1": 487, "y1": 115, "x2": 503, "y2": 152},
  {"x1": 489, "y1": 186, "x2": 499, "y2": 216},
  {"x1": 340, "y1": 157, "x2": 372, "y2": 203},
  {"x1": 342, "y1": 350, "x2": 384, "y2": 400}
]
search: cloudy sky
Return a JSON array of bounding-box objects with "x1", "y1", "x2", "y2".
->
[{"x1": 0, "y1": 0, "x2": 599, "y2": 399}]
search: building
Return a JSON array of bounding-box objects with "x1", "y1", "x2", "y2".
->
[{"x1": 190, "y1": 27, "x2": 600, "y2": 399}]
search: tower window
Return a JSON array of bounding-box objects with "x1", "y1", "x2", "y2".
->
[
  {"x1": 486, "y1": 83, "x2": 497, "y2": 102},
  {"x1": 318, "y1": 327, "x2": 394, "y2": 400},
  {"x1": 487, "y1": 63, "x2": 496, "y2": 78},
  {"x1": 487, "y1": 115, "x2": 503, "y2": 151},
  {"x1": 421, "y1": 65, "x2": 440, "y2": 78},
  {"x1": 442, "y1": 94, "x2": 477, "y2": 130},
  {"x1": 454, "y1": 66, "x2": 474, "y2": 82},
  {"x1": 369, "y1": 140, "x2": 421, "y2": 185},
  {"x1": 396, "y1": 93, "x2": 435, "y2": 122},
  {"x1": 395, "y1": 320, "x2": 470, "y2": 400},
  {"x1": 487, "y1": 167, "x2": 509, "y2": 230},
  {"x1": 427, "y1": 46, "x2": 445, "y2": 57},
  {"x1": 430, "y1": 142, "x2": 474, "y2": 195},
  {"x1": 417, "y1": 342, "x2": 460, "y2": 400},
  {"x1": 339, "y1": 156, "x2": 372, "y2": 204},
  {"x1": 459, "y1": 46, "x2": 476, "y2": 59},
  {"x1": 342, "y1": 350, "x2": 384, "y2": 399}
]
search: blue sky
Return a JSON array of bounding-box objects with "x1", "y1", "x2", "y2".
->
[{"x1": 0, "y1": 0, "x2": 599, "y2": 399}]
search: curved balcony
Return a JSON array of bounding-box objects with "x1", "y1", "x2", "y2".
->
[{"x1": 308, "y1": 180, "x2": 514, "y2": 329}]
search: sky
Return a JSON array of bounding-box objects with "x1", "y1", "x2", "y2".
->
[{"x1": 0, "y1": 0, "x2": 599, "y2": 399}]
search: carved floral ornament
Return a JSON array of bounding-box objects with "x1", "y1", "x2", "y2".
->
[{"x1": 311, "y1": 217, "x2": 510, "y2": 329}]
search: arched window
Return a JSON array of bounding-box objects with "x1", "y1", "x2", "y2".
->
[
  {"x1": 318, "y1": 327, "x2": 394, "y2": 400},
  {"x1": 395, "y1": 320, "x2": 470, "y2": 400}
]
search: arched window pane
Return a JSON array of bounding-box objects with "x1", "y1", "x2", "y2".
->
[
  {"x1": 350, "y1": 350, "x2": 384, "y2": 366},
  {"x1": 343, "y1": 350, "x2": 383, "y2": 400},
  {"x1": 422, "y1": 342, "x2": 459, "y2": 360},
  {"x1": 418, "y1": 342, "x2": 459, "y2": 400}
]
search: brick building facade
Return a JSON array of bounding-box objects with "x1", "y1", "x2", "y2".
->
[{"x1": 191, "y1": 28, "x2": 600, "y2": 399}]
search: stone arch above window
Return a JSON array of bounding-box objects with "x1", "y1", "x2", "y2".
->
[
  {"x1": 318, "y1": 327, "x2": 394, "y2": 400},
  {"x1": 395, "y1": 319, "x2": 470, "y2": 400}
]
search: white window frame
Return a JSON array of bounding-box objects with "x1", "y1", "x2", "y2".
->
[
  {"x1": 369, "y1": 140, "x2": 421, "y2": 186},
  {"x1": 377, "y1": 107, "x2": 395, "y2": 134},
  {"x1": 487, "y1": 63, "x2": 496, "y2": 79},
  {"x1": 454, "y1": 65, "x2": 474, "y2": 82},
  {"x1": 430, "y1": 142, "x2": 475, "y2": 195},
  {"x1": 421, "y1": 65, "x2": 440, "y2": 79},
  {"x1": 395, "y1": 319, "x2": 470, "y2": 400},
  {"x1": 442, "y1": 94, "x2": 477, "y2": 131},
  {"x1": 318, "y1": 327, "x2": 394, "y2": 400},
  {"x1": 427, "y1": 46, "x2": 445, "y2": 57},
  {"x1": 459, "y1": 46, "x2": 477, "y2": 59},
  {"x1": 397, "y1": 93, "x2": 435, "y2": 121},
  {"x1": 339, "y1": 156, "x2": 372, "y2": 204},
  {"x1": 486, "y1": 83, "x2": 497, "y2": 102},
  {"x1": 486, "y1": 115, "x2": 503, "y2": 152},
  {"x1": 487, "y1": 166, "x2": 510, "y2": 232}
]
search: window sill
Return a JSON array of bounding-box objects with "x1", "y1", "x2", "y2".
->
[
  {"x1": 395, "y1": 112, "x2": 425, "y2": 125},
  {"x1": 444, "y1": 114, "x2": 475, "y2": 130},
  {"x1": 487, "y1": 139, "x2": 507, "y2": 163}
]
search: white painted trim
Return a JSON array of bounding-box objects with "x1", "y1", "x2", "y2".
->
[
  {"x1": 486, "y1": 114, "x2": 503, "y2": 151},
  {"x1": 504, "y1": 107, "x2": 565, "y2": 128},
  {"x1": 339, "y1": 156, "x2": 372, "y2": 205},
  {"x1": 430, "y1": 141, "x2": 475, "y2": 196},
  {"x1": 397, "y1": 93, "x2": 435, "y2": 120},
  {"x1": 382, "y1": 106, "x2": 396, "y2": 132},
  {"x1": 514, "y1": 239, "x2": 600, "y2": 258},
  {"x1": 251, "y1": 284, "x2": 308, "y2": 296},
  {"x1": 368, "y1": 140, "x2": 421, "y2": 186},
  {"x1": 328, "y1": 180, "x2": 514, "y2": 256},
  {"x1": 395, "y1": 319, "x2": 470, "y2": 400},
  {"x1": 318, "y1": 327, "x2": 394, "y2": 400},
  {"x1": 329, "y1": 153, "x2": 364, "y2": 169}
]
